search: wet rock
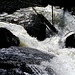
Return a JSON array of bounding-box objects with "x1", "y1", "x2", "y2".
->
[
  {"x1": 0, "y1": 46, "x2": 56, "y2": 75},
  {"x1": 25, "y1": 14, "x2": 46, "y2": 41},
  {"x1": 65, "y1": 33, "x2": 75, "y2": 48},
  {"x1": 0, "y1": 28, "x2": 20, "y2": 48}
]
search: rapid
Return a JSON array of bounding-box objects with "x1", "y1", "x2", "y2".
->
[{"x1": 0, "y1": 5, "x2": 75, "y2": 75}]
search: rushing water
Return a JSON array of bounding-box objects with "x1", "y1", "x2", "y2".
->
[{"x1": 0, "y1": 5, "x2": 75, "y2": 75}]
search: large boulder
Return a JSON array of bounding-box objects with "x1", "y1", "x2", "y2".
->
[
  {"x1": 65, "y1": 32, "x2": 75, "y2": 48},
  {"x1": 0, "y1": 28, "x2": 20, "y2": 48},
  {"x1": 0, "y1": 46, "x2": 55, "y2": 75},
  {"x1": 25, "y1": 14, "x2": 46, "y2": 41}
]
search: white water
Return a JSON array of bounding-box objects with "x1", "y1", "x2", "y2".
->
[{"x1": 0, "y1": 5, "x2": 75, "y2": 75}]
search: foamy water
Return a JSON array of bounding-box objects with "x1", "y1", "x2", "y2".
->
[{"x1": 0, "y1": 5, "x2": 75, "y2": 75}]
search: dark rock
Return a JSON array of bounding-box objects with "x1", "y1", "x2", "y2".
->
[
  {"x1": 0, "y1": 28, "x2": 20, "y2": 48},
  {"x1": 0, "y1": 46, "x2": 56, "y2": 75},
  {"x1": 25, "y1": 14, "x2": 46, "y2": 41},
  {"x1": 65, "y1": 33, "x2": 75, "y2": 48}
]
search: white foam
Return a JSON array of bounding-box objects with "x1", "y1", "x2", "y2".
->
[{"x1": 0, "y1": 5, "x2": 75, "y2": 75}]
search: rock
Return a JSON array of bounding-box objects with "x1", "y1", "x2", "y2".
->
[
  {"x1": 25, "y1": 14, "x2": 46, "y2": 41},
  {"x1": 65, "y1": 32, "x2": 75, "y2": 48},
  {"x1": 0, "y1": 28, "x2": 20, "y2": 48},
  {"x1": 0, "y1": 46, "x2": 56, "y2": 75}
]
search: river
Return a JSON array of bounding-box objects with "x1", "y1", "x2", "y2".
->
[{"x1": 0, "y1": 5, "x2": 75, "y2": 75}]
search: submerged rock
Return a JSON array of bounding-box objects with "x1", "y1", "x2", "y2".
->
[
  {"x1": 0, "y1": 28, "x2": 20, "y2": 48},
  {"x1": 0, "y1": 46, "x2": 56, "y2": 75}
]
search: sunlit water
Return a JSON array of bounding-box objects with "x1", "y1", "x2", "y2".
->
[{"x1": 0, "y1": 5, "x2": 75, "y2": 75}]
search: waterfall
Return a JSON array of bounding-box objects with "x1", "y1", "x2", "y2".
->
[{"x1": 0, "y1": 5, "x2": 75, "y2": 75}]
